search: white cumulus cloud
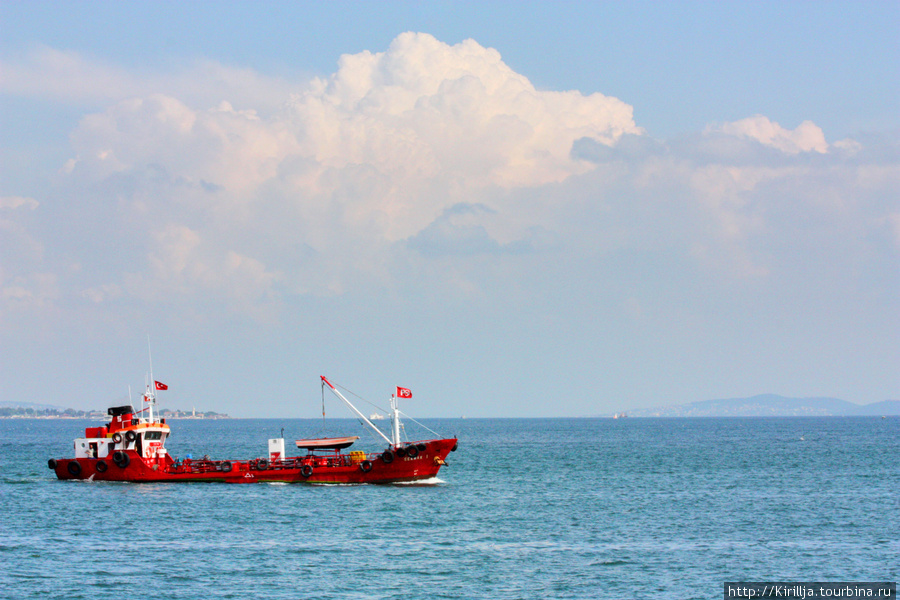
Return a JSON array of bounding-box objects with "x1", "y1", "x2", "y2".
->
[
  {"x1": 711, "y1": 115, "x2": 829, "y2": 154},
  {"x1": 289, "y1": 32, "x2": 641, "y2": 190}
]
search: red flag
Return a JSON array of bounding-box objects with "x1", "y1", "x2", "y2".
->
[
  {"x1": 396, "y1": 386, "x2": 412, "y2": 398},
  {"x1": 154, "y1": 381, "x2": 168, "y2": 391}
]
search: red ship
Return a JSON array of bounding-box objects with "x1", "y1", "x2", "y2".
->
[{"x1": 48, "y1": 375, "x2": 457, "y2": 484}]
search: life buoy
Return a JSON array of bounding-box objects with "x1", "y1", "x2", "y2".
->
[
  {"x1": 220, "y1": 461, "x2": 232, "y2": 473},
  {"x1": 112, "y1": 432, "x2": 123, "y2": 444},
  {"x1": 359, "y1": 460, "x2": 373, "y2": 473},
  {"x1": 381, "y1": 450, "x2": 394, "y2": 463},
  {"x1": 125, "y1": 430, "x2": 136, "y2": 442},
  {"x1": 48, "y1": 459, "x2": 58, "y2": 470},
  {"x1": 300, "y1": 464, "x2": 313, "y2": 478},
  {"x1": 95, "y1": 460, "x2": 108, "y2": 473},
  {"x1": 67, "y1": 461, "x2": 82, "y2": 476},
  {"x1": 113, "y1": 451, "x2": 130, "y2": 468},
  {"x1": 405, "y1": 445, "x2": 418, "y2": 458},
  {"x1": 257, "y1": 459, "x2": 268, "y2": 471}
]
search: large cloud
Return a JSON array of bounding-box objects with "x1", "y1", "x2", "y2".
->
[
  {"x1": 34, "y1": 32, "x2": 647, "y2": 315},
  {"x1": 2, "y1": 33, "x2": 897, "y2": 331},
  {"x1": 63, "y1": 33, "x2": 642, "y2": 241},
  {"x1": 289, "y1": 33, "x2": 640, "y2": 187}
]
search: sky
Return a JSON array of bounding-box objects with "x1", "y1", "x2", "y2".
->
[{"x1": 1, "y1": 2, "x2": 898, "y2": 418}]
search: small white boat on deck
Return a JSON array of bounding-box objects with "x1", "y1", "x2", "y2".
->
[{"x1": 295, "y1": 436, "x2": 360, "y2": 450}]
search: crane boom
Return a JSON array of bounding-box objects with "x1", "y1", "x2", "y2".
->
[{"x1": 320, "y1": 376, "x2": 393, "y2": 446}]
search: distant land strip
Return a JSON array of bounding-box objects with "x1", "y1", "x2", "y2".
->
[
  {"x1": 0, "y1": 402, "x2": 229, "y2": 419},
  {"x1": 603, "y1": 394, "x2": 900, "y2": 418}
]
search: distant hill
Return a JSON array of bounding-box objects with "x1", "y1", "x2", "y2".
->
[{"x1": 616, "y1": 395, "x2": 900, "y2": 417}]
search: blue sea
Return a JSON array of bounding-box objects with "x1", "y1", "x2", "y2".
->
[{"x1": 1, "y1": 417, "x2": 897, "y2": 599}]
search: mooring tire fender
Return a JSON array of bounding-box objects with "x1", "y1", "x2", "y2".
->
[
  {"x1": 405, "y1": 445, "x2": 418, "y2": 458},
  {"x1": 381, "y1": 450, "x2": 394, "y2": 463},
  {"x1": 67, "y1": 461, "x2": 82, "y2": 477},
  {"x1": 300, "y1": 464, "x2": 313, "y2": 478},
  {"x1": 113, "y1": 451, "x2": 130, "y2": 468},
  {"x1": 48, "y1": 459, "x2": 58, "y2": 470},
  {"x1": 95, "y1": 460, "x2": 108, "y2": 473},
  {"x1": 220, "y1": 461, "x2": 232, "y2": 472},
  {"x1": 112, "y1": 432, "x2": 123, "y2": 444},
  {"x1": 359, "y1": 460, "x2": 373, "y2": 472},
  {"x1": 124, "y1": 430, "x2": 136, "y2": 442}
]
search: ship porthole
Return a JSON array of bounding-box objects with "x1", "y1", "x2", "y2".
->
[
  {"x1": 95, "y1": 460, "x2": 108, "y2": 473},
  {"x1": 359, "y1": 460, "x2": 372, "y2": 472},
  {"x1": 67, "y1": 461, "x2": 82, "y2": 477},
  {"x1": 300, "y1": 464, "x2": 313, "y2": 478}
]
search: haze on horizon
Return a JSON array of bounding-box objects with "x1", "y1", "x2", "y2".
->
[{"x1": 1, "y1": 3, "x2": 897, "y2": 418}]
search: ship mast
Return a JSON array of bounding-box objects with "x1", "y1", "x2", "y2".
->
[
  {"x1": 146, "y1": 336, "x2": 155, "y2": 424},
  {"x1": 390, "y1": 394, "x2": 401, "y2": 448}
]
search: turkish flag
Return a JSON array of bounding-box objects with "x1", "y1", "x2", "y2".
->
[
  {"x1": 154, "y1": 381, "x2": 168, "y2": 391},
  {"x1": 396, "y1": 386, "x2": 412, "y2": 398}
]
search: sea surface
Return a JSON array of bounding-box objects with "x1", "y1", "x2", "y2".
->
[{"x1": 1, "y1": 417, "x2": 897, "y2": 599}]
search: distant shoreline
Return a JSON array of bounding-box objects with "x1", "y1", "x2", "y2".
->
[
  {"x1": 0, "y1": 414, "x2": 231, "y2": 420},
  {"x1": 601, "y1": 395, "x2": 899, "y2": 418},
  {"x1": 0, "y1": 408, "x2": 229, "y2": 420}
]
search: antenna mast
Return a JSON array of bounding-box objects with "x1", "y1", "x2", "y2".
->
[{"x1": 146, "y1": 335, "x2": 155, "y2": 424}]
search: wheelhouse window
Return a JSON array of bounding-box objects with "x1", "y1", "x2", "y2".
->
[{"x1": 144, "y1": 431, "x2": 163, "y2": 440}]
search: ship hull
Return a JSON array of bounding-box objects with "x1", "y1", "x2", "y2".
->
[{"x1": 51, "y1": 438, "x2": 457, "y2": 484}]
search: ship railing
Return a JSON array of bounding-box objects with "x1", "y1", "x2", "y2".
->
[
  {"x1": 247, "y1": 454, "x2": 356, "y2": 471},
  {"x1": 164, "y1": 452, "x2": 369, "y2": 474},
  {"x1": 167, "y1": 459, "x2": 234, "y2": 474}
]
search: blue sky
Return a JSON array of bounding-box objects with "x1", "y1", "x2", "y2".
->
[{"x1": 1, "y1": 2, "x2": 897, "y2": 417}]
